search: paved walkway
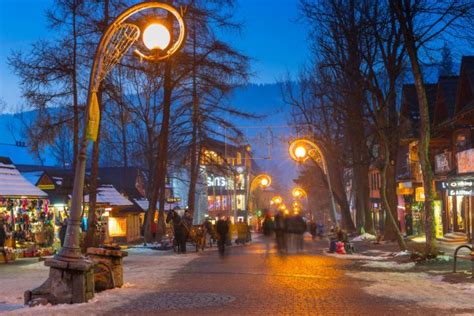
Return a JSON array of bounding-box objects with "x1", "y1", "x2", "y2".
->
[{"x1": 1, "y1": 236, "x2": 473, "y2": 315}]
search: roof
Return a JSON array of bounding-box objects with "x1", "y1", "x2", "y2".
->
[
  {"x1": 400, "y1": 84, "x2": 438, "y2": 138},
  {"x1": 21, "y1": 171, "x2": 44, "y2": 186},
  {"x1": 84, "y1": 184, "x2": 133, "y2": 206},
  {"x1": 0, "y1": 160, "x2": 48, "y2": 198},
  {"x1": 433, "y1": 76, "x2": 458, "y2": 126},
  {"x1": 98, "y1": 167, "x2": 146, "y2": 199},
  {"x1": 133, "y1": 198, "x2": 178, "y2": 211}
]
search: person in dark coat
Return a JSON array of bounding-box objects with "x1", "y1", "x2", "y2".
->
[
  {"x1": 261, "y1": 213, "x2": 275, "y2": 256},
  {"x1": 166, "y1": 210, "x2": 187, "y2": 254},
  {"x1": 274, "y1": 212, "x2": 286, "y2": 253},
  {"x1": 216, "y1": 215, "x2": 229, "y2": 256},
  {"x1": 0, "y1": 219, "x2": 8, "y2": 263},
  {"x1": 59, "y1": 218, "x2": 68, "y2": 248}
]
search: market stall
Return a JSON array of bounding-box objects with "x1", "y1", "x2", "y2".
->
[{"x1": 0, "y1": 158, "x2": 51, "y2": 262}]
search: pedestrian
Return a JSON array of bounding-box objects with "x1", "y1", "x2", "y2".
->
[
  {"x1": 316, "y1": 222, "x2": 324, "y2": 239},
  {"x1": 203, "y1": 217, "x2": 213, "y2": 247},
  {"x1": 216, "y1": 215, "x2": 229, "y2": 256},
  {"x1": 225, "y1": 217, "x2": 233, "y2": 246},
  {"x1": 0, "y1": 218, "x2": 9, "y2": 263},
  {"x1": 309, "y1": 221, "x2": 317, "y2": 240},
  {"x1": 261, "y1": 212, "x2": 275, "y2": 256},
  {"x1": 294, "y1": 214, "x2": 306, "y2": 252},
  {"x1": 166, "y1": 210, "x2": 187, "y2": 254},
  {"x1": 59, "y1": 218, "x2": 68, "y2": 248},
  {"x1": 274, "y1": 212, "x2": 285, "y2": 253}
]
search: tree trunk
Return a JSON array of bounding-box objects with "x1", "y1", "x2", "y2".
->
[
  {"x1": 187, "y1": 15, "x2": 199, "y2": 217},
  {"x1": 394, "y1": 2, "x2": 437, "y2": 256}
]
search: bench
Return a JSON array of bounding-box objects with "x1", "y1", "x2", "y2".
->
[{"x1": 453, "y1": 244, "x2": 473, "y2": 275}]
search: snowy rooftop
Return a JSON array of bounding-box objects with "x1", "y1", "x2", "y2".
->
[
  {"x1": 0, "y1": 163, "x2": 47, "y2": 197},
  {"x1": 21, "y1": 171, "x2": 44, "y2": 186},
  {"x1": 85, "y1": 184, "x2": 133, "y2": 206},
  {"x1": 134, "y1": 198, "x2": 177, "y2": 211}
]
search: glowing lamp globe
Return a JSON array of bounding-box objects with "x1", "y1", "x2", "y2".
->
[
  {"x1": 294, "y1": 146, "x2": 307, "y2": 159},
  {"x1": 260, "y1": 178, "x2": 269, "y2": 187},
  {"x1": 143, "y1": 23, "x2": 171, "y2": 50}
]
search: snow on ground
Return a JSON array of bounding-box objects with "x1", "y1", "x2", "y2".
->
[
  {"x1": 1, "y1": 248, "x2": 202, "y2": 315},
  {"x1": 362, "y1": 261, "x2": 416, "y2": 271},
  {"x1": 347, "y1": 271, "x2": 474, "y2": 310},
  {"x1": 324, "y1": 253, "x2": 386, "y2": 261},
  {"x1": 351, "y1": 233, "x2": 376, "y2": 242}
]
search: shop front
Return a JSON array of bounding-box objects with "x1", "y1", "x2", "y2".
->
[
  {"x1": 0, "y1": 159, "x2": 53, "y2": 262},
  {"x1": 439, "y1": 178, "x2": 473, "y2": 240}
]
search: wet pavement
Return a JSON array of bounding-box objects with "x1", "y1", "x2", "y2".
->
[{"x1": 109, "y1": 237, "x2": 462, "y2": 315}]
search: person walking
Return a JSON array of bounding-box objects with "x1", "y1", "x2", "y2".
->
[
  {"x1": 166, "y1": 210, "x2": 187, "y2": 254},
  {"x1": 261, "y1": 213, "x2": 275, "y2": 256},
  {"x1": 0, "y1": 219, "x2": 9, "y2": 263},
  {"x1": 274, "y1": 212, "x2": 285, "y2": 253},
  {"x1": 294, "y1": 214, "x2": 307, "y2": 252},
  {"x1": 216, "y1": 215, "x2": 229, "y2": 256},
  {"x1": 59, "y1": 218, "x2": 68, "y2": 248}
]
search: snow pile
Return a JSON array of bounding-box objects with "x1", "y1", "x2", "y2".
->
[
  {"x1": 389, "y1": 250, "x2": 411, "y2": 257},
  {"x1": 3, "y1": 251, "x2": 199, "y2": 315},
  {"x1": 362, "y1": 261, "x2": 415, "y2": 271},
  {"x1": 347, "y1": 271, "x2": 474, "y2": 310},
  {"x1": 351, "y1": 233, "x2": 376, "y2": 242},
  {"x1": 325, "y1": 253, "x2": 386, "y2": 261}
]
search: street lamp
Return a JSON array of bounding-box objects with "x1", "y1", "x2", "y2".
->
[
  {"x1": 250, "y1": 174, "x2": 272, "y2": 191},
  {"x1": 270, "y1": 195, "x2": 283, "y2": 205},
  {"x1": 292, "y1": 187, "x2": 306, "y2": 199},
  {"x1": 27, "y1": 2, "x2": 186, "y2": 305},
  {"x1": 288, "y1": 138, "x2": 338, "y2": 226}
]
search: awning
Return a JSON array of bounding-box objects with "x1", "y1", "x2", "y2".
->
[
  {"x1": 0, "y1": 162, "x2": 47, "y2": 198},
  {"x1": 84, "y1": 184, "x2": 133, "y2": 206}
]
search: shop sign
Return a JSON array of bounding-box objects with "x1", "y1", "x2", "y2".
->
[
  {"x1": 457, "y1": 148, "x2": 474, "y2": 173},
  {"x1": 415, "y1": 187, "x2": 425, "y2": 202},
  {"x1": 38, "y1": 184, "x2": 55, "y2": 190},
  {"x1": 166, "y1": 197, "x2": 181, "y2": 203},
  {"x1": 207, "y1": 176, "x2": 227, "y2": 187},
  {"x1": 434, "y1": 152, "x2": 451, "y2": 174},
  {"x1": 447, "y1": 189, "x2": 473, "y2": 196},
  {"x1": 441, "y1": 180, "x2": 474, "y2": 189}
]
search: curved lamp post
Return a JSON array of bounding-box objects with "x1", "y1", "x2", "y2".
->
[
  {"x1": 289, "y1": 138, "x2": 338, "y2": 225},
  {"x1": 291, "y1": 187, "x2": 307, "y2": 199},
  {"x1": 27, "y1": 2, "x2": 186, "y2": 305},
  {"x1": 59, "y1": 2, "x2": 186, "y2": 262},
  {"x1": 270, "y1": 195, "x2": 283, "y2": 205}
]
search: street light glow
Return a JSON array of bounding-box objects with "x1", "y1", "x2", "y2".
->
[
  {"x1": 143, "y1": 23, "x2": 171, "y2": 50},
  {"x1": 294, "y1": 146, "x2": 307, "y2": 159},
  {"x1": 260, "y1": 177, "x2": 269, "y2": 187}
]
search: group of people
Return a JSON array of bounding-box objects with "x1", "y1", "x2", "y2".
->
[{"x1": 261, "y1": 211, "x2": 309, "y2": 254}]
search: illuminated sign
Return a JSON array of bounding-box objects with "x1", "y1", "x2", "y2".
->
[
  {"x1": 207, "y1": 176, "x2": 227, "y2": 187},
  {"x1": 441, "y1": 180, "x2": 473, "y2": 189},
  {"x1": 457, "y1": 149, "x2": 474, "y2": 173},
  {"x1": 434, "y1": 152, "x2": 451, "y2": 174},
  {"x1": 447, "y1": 189, "x2": 473, "y2": 196},
  {"x1": 166, "y1": 197, "x2": 181, "y2": 203},
  {"x1": 38, "y1": 184, "x2": 55, "y2": 190}
]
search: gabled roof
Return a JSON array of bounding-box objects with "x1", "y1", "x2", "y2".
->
[
  {"x1": 433, "y1": 76, "x2": 458, "y2": 126},
  {"x1": 400, "y1": 83, "x2": 438, "y2": 139},
  {"x1": 84, "y1": 184, "x2": 133, "y2": 206},
  {"x1": 455, "y1": 56, "x2": 474, "y2": 114},
  {"x1": 98, "y1": 167, "x2": 146, "y2": 199},
  {"x1": 0, "y1": 158, "x2": 48, "y2": 198}
]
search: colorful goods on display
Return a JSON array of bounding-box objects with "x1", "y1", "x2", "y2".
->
[{"x1": 0, "y1": 198, "x2": 58, "y2": 259}]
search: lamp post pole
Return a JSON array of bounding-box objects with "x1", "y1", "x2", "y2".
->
[
  {"x1": 289, "y1": 139, "x2": 339, "y2": 227},
  {"x1": 26, "y1": 2, "x2": 186, "y2": 305}
]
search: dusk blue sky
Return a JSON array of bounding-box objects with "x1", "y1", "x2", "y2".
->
[{"x1": 0, "y1": 0, "x2": 309, "y2": 111}]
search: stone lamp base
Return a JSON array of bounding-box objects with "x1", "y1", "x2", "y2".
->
[{"x1": 24, "y1": 257, "x2": 95, "y2": 306}]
